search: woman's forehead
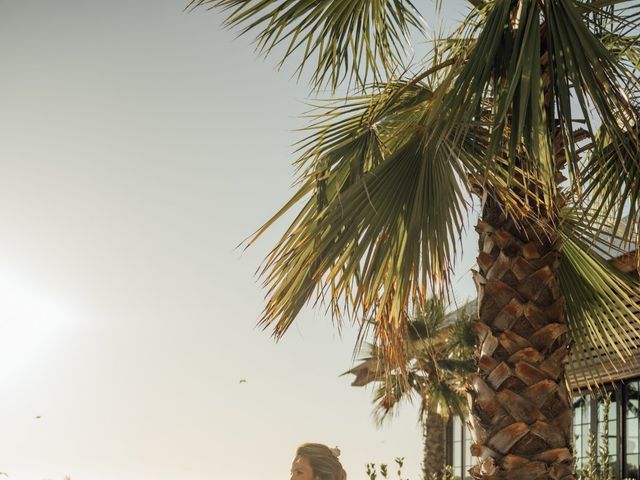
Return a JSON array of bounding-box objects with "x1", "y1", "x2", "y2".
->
[{"x1": 291, "y1": 455, "x2": 312, "y2": 469}]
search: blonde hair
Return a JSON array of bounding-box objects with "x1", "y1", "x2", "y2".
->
[{"x1": 296, "y1": 443, "x2": 347, "y2": 480}]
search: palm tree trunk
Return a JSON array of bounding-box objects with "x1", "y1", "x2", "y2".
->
[
  {"x1": 422, "y1": 406, "x2": 447, "y2": 479},
  {"x1": 468, "y1": 202, "x2": 575, "y2": 480}
]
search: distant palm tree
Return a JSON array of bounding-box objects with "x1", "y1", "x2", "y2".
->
[
  {"x1": 343, "y1": 298, "x2": 474, "y2": 478},
  {"x1": 194, "y1": 1, "x2": 640, "y2": 477}
]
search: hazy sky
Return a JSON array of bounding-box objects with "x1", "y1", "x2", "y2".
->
[{"x1": 1, "y1": 2, "x2": 475, "y2": 479}]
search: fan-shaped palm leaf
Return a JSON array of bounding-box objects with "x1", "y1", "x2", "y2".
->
[{"x1": 187, "y1": 0, "x2": 426, "y2": 91}]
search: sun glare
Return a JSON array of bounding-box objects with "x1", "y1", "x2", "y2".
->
[{"x1": 0, "y1": 269, "x2": 78, "y2": 382}]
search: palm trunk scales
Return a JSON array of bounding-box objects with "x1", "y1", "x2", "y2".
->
[{"x1": 469, "y1": 204, "x2": 574, "y2": 480}]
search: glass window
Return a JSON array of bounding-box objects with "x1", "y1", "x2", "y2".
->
[
  {"x1": 463, "y1": 422, "x2": 477, "y2": 479},
  {"x1": 452, "y1": 416, "x2": 463, "y2": 479},
  {"x1": 626, "y1": 381, "x2": 640, "y2": 480},
  {"x1": 573, "y1": 394, "x2": 591, "y2": 471},
  {"x1": 449, "y1": 416, "x2": 476, "y2": 480}
]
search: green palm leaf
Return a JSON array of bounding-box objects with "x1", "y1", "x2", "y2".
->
[
  {"x1": 259, "y1": 130, "x2": 469, "y2": 365},
  {"x1": 417, "y1": 0, "x2": 639, "y2": 223},
  {"x1": 580, "y1": 125, "x2": 640, "y2": 241},
  {"x1": 187, "y1": 0, "x2": 426, "y2": 91},
  {"x1": 245, "y1": 72, "x2": 483, "y2": 370},
  {"x1": 560, "y1": 210, "x2": 640, "y2": 388}
]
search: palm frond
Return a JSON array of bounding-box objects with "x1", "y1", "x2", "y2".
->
[
  {"x1": 414, "y1": 0, "x2": 640, "y2": 227},
  {"x1": 559, "y1": 219, "x2": 640, "y2": 389},
  {"x1": 579, "y1": 125, "x2": 640, "y2": 243},
  {"x1": 561, "y1": 205, "x2": 636, "y2": 258},
  {"x1": 371, "y1": 371, "x2": 417, "y2": 423},
  {"x1": 245, "y1": 73, "x2": 478, "y2": 372},
  {"x1": 419, "y1": 382, "x2": 468, "y2": 420},
  {"x1": 187, "y1": 0, "x2": 427, "y2": 91},
  {"x1": 546, "y1": 0, "x2": 639, "y2": 225},
  {"x1": 248, "y1": 78, "x2": 437, "y2": 244},
  {"x1": 264, "y1": 133, "x2": 468, "y2": 367},
  {"x1": 583, "y1": 0, "x2": 640, "y2": 103},
  {"x1": 420, "y1": 0, "x2": 557, "y2": 213}
]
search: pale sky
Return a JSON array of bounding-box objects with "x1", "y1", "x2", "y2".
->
[{"x1": 0, "y1": 2, "x2": 474, "y2": 479}]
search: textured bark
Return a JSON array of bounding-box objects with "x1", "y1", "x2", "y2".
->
[
  {"x1": 468, "y1": 205, "x2": 574, "y2": 480},
  {"x1": 422, "y1": 408, "x2": 447, "y2": 479}
]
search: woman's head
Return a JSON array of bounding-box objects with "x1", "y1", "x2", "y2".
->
[{"x1": 290, "y1": 443, "x2": 347, "y2": 480}]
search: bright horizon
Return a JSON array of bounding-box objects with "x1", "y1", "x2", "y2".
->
[{"x1": 0, "y1": 2, "x2": 475, "y2": 479}]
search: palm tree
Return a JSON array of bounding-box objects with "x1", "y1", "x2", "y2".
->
[
  {"x1": 191, "y1": 1, "x2": 640, "y2": 478},
  {"x1": 343, "y1": 298, "x2": 474, "y2": 478}
]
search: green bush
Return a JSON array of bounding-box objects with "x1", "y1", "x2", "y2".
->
[{"x1": 366, "y1": 457, "x2": 409, "y2": 480}]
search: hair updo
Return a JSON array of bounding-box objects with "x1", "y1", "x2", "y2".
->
[{"x1": 296, "y1": 443, "x2": 347, "y2": 480}]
